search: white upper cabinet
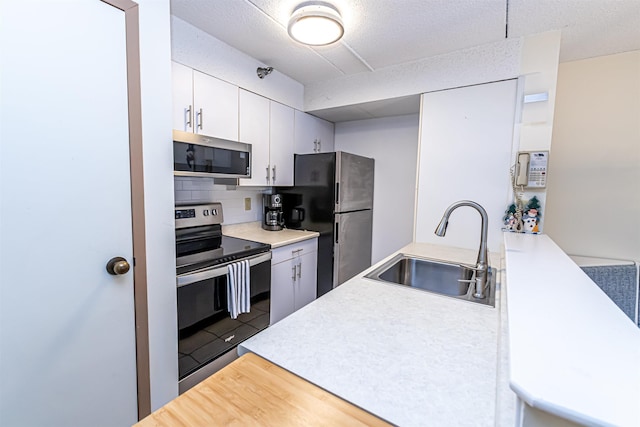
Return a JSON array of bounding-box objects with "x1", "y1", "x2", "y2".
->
[
  {"x1": 239, "y1": 90, "x2": 294, "y2": 186},
  {"x1": 315, "y1": 116, "x2": 335, "y2": 153},
  {"x1": 294, "y1": 110, "x2": 335, "y2": 154},
  {"x1": 239, "y1": 89, "x2": 270, "y2": 186},
  {"x1": 172, "y1": 62, "x2": 195, "y2": 133},
  {"x1": 171, "y1": 61, "x2": 239, "y2": 141},
  {"x1": 269, "y1": 101, "x2": 294, "y2": 186}
]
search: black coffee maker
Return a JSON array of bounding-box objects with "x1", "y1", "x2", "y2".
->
[{"x1": 262, "y1": 194, "x2": 284, "y2": 231}]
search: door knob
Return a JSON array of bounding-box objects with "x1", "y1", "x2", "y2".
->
[{"x1": 106, "y1": 257, "x2": 131, "y2": 275}]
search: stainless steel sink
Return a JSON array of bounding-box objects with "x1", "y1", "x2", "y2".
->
[{"x1": 364, "y1": 254, "x2": 495, "y2": 307}]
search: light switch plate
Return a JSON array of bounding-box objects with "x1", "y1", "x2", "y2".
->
[{"x1": 244, "y1": 197, "x2": 251, "y2": 211}]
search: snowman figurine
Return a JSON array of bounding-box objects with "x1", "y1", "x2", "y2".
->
[{"x1": 523, "y1": 208, "x2": 539, "y2": 233}]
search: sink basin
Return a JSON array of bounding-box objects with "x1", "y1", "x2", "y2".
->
[{"x1": 364, "y1": 254, "x2": 495, "y2": 306}]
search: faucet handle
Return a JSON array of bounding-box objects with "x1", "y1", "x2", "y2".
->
[{"x1": 463, "y1": 264, "x2": 489, "y2": 272}]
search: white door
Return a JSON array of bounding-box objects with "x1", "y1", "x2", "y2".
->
[{"x1": 1, "y1": 1, "x2": 138, "y2": 426}]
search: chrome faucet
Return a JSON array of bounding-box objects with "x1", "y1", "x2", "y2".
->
[{"x1": 434, "y1": 200, "x2": 489, "y2": 299}]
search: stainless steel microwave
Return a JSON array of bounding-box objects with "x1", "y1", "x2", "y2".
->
[{"x1": 173, "y1": 130, "x2": 251, "y2": 179}]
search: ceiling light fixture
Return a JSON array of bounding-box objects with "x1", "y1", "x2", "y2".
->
[{"x1": 287, "y1": 2, "x2": 344, "y2": 46}]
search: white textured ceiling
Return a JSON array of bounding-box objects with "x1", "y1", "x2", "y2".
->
[{"x1": 170, "y1": 0, "x2": 640, "y2": 120}]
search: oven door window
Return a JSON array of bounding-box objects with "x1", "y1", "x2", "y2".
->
[{"x1": 177, "y1": 261, "x2": 270, "y2": 380}]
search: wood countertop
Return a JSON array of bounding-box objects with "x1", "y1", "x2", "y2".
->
[{"x1": 135, "y1": 353, "x2": 391, "y2": 427}]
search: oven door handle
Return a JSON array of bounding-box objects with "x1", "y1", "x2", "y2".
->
[{"x1": 176, "y1": 252, "x2": 272, "y2": 287}]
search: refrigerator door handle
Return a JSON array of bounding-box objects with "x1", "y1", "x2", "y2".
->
[
  {"x1": 335, "y1": 222, "x2": 339, "y2": 244},
  {"x1": 335, "y1": 183, "x2": 340, "y2": 205}
]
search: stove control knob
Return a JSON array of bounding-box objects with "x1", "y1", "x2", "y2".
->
[{"x1": 203, "y1": 209, "x2": 209, "y2": 216}]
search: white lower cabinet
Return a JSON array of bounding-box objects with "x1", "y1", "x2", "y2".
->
[{"x1": 270, "y1": 238, "x2": 318, "y2": 325}]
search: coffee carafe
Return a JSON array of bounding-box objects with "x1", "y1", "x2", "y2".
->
[{"x1": 262, "y1": 194, "x2": 284, "y2": 231}]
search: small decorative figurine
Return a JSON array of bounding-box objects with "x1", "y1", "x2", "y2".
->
[
  {"x1": 503, "y1": 204, "x2": 517, "y2": 231},
  {"x1": 524, "y1": 196, "x2": 541, "y2": 233},
  {"x1": 503, "y1": 196, "x2": 541, "y2": 234}
]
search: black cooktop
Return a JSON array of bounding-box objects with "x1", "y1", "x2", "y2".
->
[{"x1": 176, "y1": 234, "x2": 270, "y2": 276}]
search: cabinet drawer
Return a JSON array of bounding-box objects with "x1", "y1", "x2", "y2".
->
[{"x1": 271, "y1": 238, "x2": 318, "y2": 265}]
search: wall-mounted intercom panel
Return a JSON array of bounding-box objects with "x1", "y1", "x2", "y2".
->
[{"x1": 515, "y1": 151, "x2": 549, "y2": 188}]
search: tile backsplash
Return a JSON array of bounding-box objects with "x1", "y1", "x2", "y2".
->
[{"x1": 174, "y1": 177, "x2": 268, "y2": 225}]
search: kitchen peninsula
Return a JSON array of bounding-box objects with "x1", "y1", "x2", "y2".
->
[
  {"x1": 138, "y1": 234, "x2": 639, "y2": 426},
  {"x1": 239, "y1": 235, "x2": 640, "y2": 426},
  {"x1": 504, "y1": 233, "x2": 640, "y2": 426},
  {"x1": 239, "y1": 242, "x2": 506, "y2": 426}
]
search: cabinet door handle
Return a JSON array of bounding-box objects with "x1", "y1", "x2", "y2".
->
[
  {"x1": 317, "y1": 139, "x2": 321, "y2": 152},
  {"x1": 297, "y1": 262, "x2": 302, "y2": 279},
  {"x1": 266, "y1": 165, "x2": 270, "y2": 183},
  {"x1": 196, "y1": 108, "x2": 203, "y2": 130},
  {"x1": 313, "y1": 139, "x2": 318, "y2": 153},
  {"x1": 292, "y1": 265, "x2": 297, "y2": 282},
  {"x1": 185, "y1": 105, "x2": 192, "y2": 129},
  {"x1": 272, "y1": 166, "x2": 276, "y2": 182}
]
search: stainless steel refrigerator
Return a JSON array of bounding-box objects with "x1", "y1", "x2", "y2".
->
[{"x1": 278, "y1": 151, "x2": 374, "y2": 297}]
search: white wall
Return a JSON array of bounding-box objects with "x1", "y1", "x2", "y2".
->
[
  {"x1": 137, "y1": 0, "x2": 180, "y2": 411},
  {"x1": 335, "y1": 114, "x2": 420, "y2": 263},
  {"x1": 171, "y1": 16, "x2": 304, "y2": 110},
  {"x1": 305, "y1": 38, "x2": 522, "y2": 111},
  {"x1": 545, "y1": 51, "x2": 640, "y2": 262},
  {"x1": 515, "y1": 31, "x2": 562, "y2": 231},
  {"x1": 415, "y1": 81, "x2": 518, "y2": 254}
]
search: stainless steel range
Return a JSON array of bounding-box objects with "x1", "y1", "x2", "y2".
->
[{"x1": 175, "y1": 203, "x2": 271, "y2": 392}]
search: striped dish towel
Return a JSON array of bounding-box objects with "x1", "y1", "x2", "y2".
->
[{"x1": 227, "y1": 260, "x2": 251, "y2": 319}]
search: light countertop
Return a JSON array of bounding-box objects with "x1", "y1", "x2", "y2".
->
[
  {"x1": 569, "y1": 254, "x2": 636, "y2": 267},
  {"x1": 222, "y1": 221, "x2": 319, "y2": 248},
  {"x1": 240, "y1": 242, "x2": 505, "y2": 427},
  {"x1": 504, "y1": 233, "x2": 640, "y2": 426}
]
